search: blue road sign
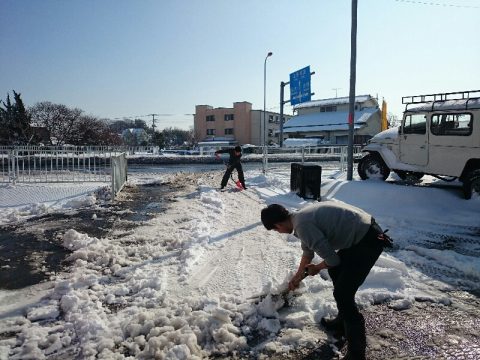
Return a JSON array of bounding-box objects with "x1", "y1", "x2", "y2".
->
[{"x1": 290, "y1": 66, "x2": 311, "y2": 105}]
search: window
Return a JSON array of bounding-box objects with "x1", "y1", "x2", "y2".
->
[
  {"x1": 275, "y1": 116, "x2": 279, "y2": 123},
  {"x1": 224, "y1": 128, "x2": 234, "y2": 135},
  {"x1": 431, "y1": 113, "x2": 472, "y2": 136},
  {"x1": 320, "y1": 105, "x2": 337, "y2": 112},
  {"x1": 207, "y1": 129, "x2": 216, "y2": 135},
  {"x1": 206, "y1": 115, "x2": 215, "y2": 122},
  {"x1": 268, "y1": 129, "x2": 273, "y2": 136},
  {"x1": 224, "y1": 114, "x2": 234, "y2": 121},
  {"x1": 268, "y1": 115, "x2": 274, "y2": 123},
  {"x1": 403, "y1": 114, "x2": 426, "y2": 134}
]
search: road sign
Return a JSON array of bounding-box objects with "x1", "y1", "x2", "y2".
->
[{"x1": 290, "y1": 66, "x2": 311, "y2": 105}]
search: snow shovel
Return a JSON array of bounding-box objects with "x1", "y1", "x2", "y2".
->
[{"x1": 247, "y1": 268, "x2": 309, "y2": 308}]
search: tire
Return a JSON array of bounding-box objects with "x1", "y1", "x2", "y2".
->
[
  {"x1": 358, "y1": 153, "x2": 390, "y2": 181},
  {"x1": 395, "y1": 170, "x2": 424, "y2": 182},
  {"x1": 463, "y1": 169, "x2": 480, "y2": 200}
]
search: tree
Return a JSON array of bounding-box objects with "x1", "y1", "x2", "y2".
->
[
  {"x1": 0, "y1": 91, "x2": 33, "y2": 145},
  {"x1": 69, "y1": 115, "x2": 122, "y2": 145},
  {"x1": 110, "y1": 119, "x2": 135, "y2": 134},
  {"x1": 151, "y1": 131, "x2": 165, "y2": 148},
  {"x1": 29, "y1": 102, "x2": 82, "y2": 145},
  {"x1": 387, "y1": 112, "x2": 401, "y2": 128},
  {"x1": 134, "y1": 119, "x2": 148, "y2": 130},
  {"x1": 161, "y1": 127, "x2": 193, "y2": 148}
]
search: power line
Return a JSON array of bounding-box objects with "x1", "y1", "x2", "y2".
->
[{"x1": 394, "y1": 0, "x2": 480, "y2": 9}]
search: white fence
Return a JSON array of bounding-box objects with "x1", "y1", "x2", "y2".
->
[
  {"x1": 0, "y1": 147, "x2": 126, "y2": 185},
  {"x1": 1, "y1": 145, "x2": 362, "y2": 183}
]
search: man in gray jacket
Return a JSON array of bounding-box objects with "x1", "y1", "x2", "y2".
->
[{"x1": 261, "y1": 201, "x2": 391, "y2": 360}]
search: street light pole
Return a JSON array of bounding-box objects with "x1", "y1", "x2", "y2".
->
[
  {"x1": 263, "y1": 52, "x2": 273, "y2": 146},
  {"x1": 263, "y1": 51, "x2": 272, "y2": 173}
]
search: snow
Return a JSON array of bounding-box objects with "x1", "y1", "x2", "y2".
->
[
  {"x1": 0, "y1": 183, "x2": 110, "y2": 225},
  {"x1": 0, "y1": 165, "x2": 479, "y2": 359}
]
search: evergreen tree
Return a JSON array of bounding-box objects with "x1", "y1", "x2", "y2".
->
[{"x1": 0, "y1": 91, "x2": 33, "y2": 145}]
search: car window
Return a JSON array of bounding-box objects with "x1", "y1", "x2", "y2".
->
[
  {"x1": 431, "y1": 113, "x2": 472, "y2": 136},
  {"x1": 403, "y1": 114, "x2": 426, "y2": 134}
]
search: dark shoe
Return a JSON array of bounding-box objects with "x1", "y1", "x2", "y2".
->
[
  {"x1": 321, "y1": 316, "x2": 345, "y2": 334},
  {"x1": 341, "y1": 350, "x2": 366, "y2": 360}
]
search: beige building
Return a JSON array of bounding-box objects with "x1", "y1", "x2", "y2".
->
[{"x1": 194, "y1": 102, "x2": 292, "y2": 148}]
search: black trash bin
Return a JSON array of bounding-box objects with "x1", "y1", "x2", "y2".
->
[{"x1": 290, "y1": 163, "x2": 322, "y2": 201}]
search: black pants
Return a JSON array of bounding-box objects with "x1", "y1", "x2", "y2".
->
[
  {"x1": 221, "y1": 163, "x2": 245, "y2": 189},
  {"x1": 328, "y1": 225, "x2": 384, "y2": 357}
]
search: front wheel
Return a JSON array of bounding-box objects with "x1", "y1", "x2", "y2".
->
[
  {"x1": 463, "y1": 169, "x2": 480, "y2": 199},
  {"x1": 358, "y1": 153, "x2": 390, "y2": 180}
]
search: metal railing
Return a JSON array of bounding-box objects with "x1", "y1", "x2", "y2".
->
[
  {"x1": 111, "y1": 153, "x2": 128, "y2": 197},
  {"x1": 1, "y1": 147, "x2": 124, "y2": 184}
]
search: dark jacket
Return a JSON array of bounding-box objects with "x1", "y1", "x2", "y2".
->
[{"x1": 216, "y1": 148, "x2": 242, "y2": 167}]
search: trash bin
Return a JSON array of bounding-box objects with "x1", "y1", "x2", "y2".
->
[{"x1": 290, "y1": 163, "x2": 322, "y2": 200}]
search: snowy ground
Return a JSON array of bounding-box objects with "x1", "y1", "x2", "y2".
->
[{"x1": 0, "y1": 164, "x2": 479, "y2": 359}]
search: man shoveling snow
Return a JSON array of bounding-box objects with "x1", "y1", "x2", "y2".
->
[
  {"x1": 261, "y1": 201, "x2": 392, "y2": 360},
  {"x1": 215, "y1": 146, "x2": 247, "y2": 191}
]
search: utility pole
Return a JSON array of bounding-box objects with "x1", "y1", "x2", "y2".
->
[
  {"x1": 347, "y1": 0, "x2": 358, "y2": 181},
  {"x1": 279, "y1": 81, "x2": 289, "y2": 147},
  {"x1": 149, "y1": 114, "x2": 158, "y2": 132}
]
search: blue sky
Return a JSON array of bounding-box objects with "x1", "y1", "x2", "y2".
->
[{"x1": 1, "y1": 0, "x2": 479, "y2": 130}]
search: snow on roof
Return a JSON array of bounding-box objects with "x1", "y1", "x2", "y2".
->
[
  {"x1": 283, "y1": 138, "x2": 325, "y2": 147},
  {"x1": 406, "y1": 98, "x2": 480, "y2": 112},
  {"x1": 283, "y1": 108, "x2": 378, "y2": 133},
  {"x1": 122, "y1": 128, "x2": 147, "y2": 135},
  {"x1": 293, "y1": 95, "x2": 374, "y2": 110}
]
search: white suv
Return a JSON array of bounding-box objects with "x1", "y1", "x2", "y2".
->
[{"x1": 358, "y1": 90, "x2": 480, "y2": 199}]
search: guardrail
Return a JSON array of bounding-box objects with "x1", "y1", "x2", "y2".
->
[
  {"x1": 258, "y1": 145, "x2": 361, "y2": 171},
  {"x1": 0, "y1": 148, "x2": 122, "y2": 184}
]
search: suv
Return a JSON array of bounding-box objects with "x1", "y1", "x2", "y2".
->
[{"x1": 358, "y1": 90, "x2": 480, "y2": 199}]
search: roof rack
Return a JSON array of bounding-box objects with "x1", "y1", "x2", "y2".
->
[{"x1": 402, "y1": 90, "x2": 480, "y2": 111}]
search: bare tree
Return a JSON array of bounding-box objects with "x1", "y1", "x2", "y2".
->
[
  {"x1": 387, "y1": 112, "x2": 401, "y2": 128},
  {"x1": 29, "y1": 102, "x2": 82, "y2": 145},
  {"x1": 59, "y1": 115, "x2": 121, "y2": 145}
]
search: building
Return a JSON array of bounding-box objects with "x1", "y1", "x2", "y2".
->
[
  {"x1": 194, "y1": 102, "x2": 292, "y2": 149},
  {"x1": 121, "y1": 128, "x2": 149, "y2": 146},
  {"x1": 282, "y1": 95, "x2": 382, "y2": 145}
]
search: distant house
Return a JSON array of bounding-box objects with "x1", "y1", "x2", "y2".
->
[
  {"x1": 283, "y1": 95, "x2": 382, "y2": 145},
  {"x1": 121, "y1": 128, "x2": 149, "y2": 146}
]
